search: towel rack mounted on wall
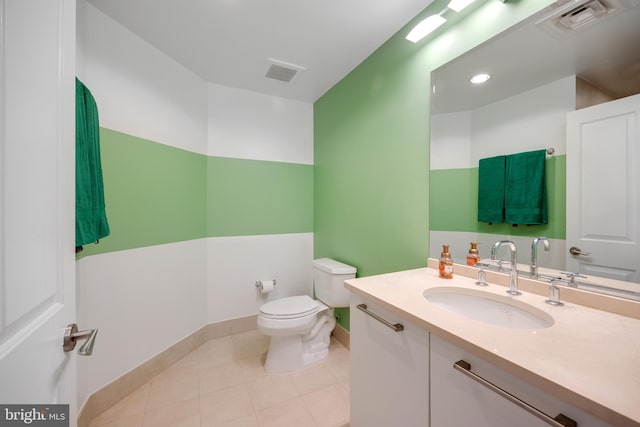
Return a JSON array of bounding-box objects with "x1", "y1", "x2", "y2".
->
[{"x1": 546, "y1": 148, "x2": 555, "y2": 155}]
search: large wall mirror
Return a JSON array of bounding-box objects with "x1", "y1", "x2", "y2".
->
[{"x1": 429, "y1": 0, "x2": 640, "y2": 300}]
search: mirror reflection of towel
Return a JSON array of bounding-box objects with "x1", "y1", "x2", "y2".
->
[
  {"x1": 477, "y1": 155, "x2": 506, "y2": 224},
  {"x1": 505, "y1": 150, "x2": 547, "y2": 225}
]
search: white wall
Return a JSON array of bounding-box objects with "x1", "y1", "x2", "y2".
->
[
  {"x1": 76, "y1": 0, "x2": 315, "y2": 408},
  {"x1": 470, "y1": 75, "x2": 574, "y2": 164},
  {"x1": 208, "y1": 83, "x2": 313, "y2": 164},
  {"x1": 207, "y1": 233, "x2": 314, "y2": 323},
  {"x1": 76, "y1": 240, "x2": 207, "y2": 395},
  {"x1": 430, "y1": 110, "x2": 471, "y2": 170},
  {"x1": 431, "y1": 75, "x2": 575, "y2": 170},
  {"x1": 79, "y1": 2, "x2": 208, "y2": 155}
]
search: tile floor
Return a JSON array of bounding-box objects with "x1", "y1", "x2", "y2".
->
[{"x1": 89, "y1": 330, "x2": 351, "y2": 427}]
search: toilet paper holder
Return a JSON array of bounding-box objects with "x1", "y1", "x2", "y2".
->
[{"x1": 255, "y1": 280, "x2": 276, "y2": 291}]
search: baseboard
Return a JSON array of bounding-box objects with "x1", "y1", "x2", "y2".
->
[
  {"x1": 332, "y1": 323, "x2": 350, "y2": 350},
  {"x1": 78, "y1": 315, "x2": 258, "y2": 427}
]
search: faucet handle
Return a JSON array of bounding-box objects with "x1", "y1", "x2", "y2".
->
[
  {"x1": 474, "y1": 263, "x2": 489, "y2": 286},
  {"x1": 540, "y1": 275, "x2": 563, "y2": 282},
  {"x1": 545, "y1": 278, "x2": 565, "y2": 307},
  {"x1": 560, "y1": 271, "x2": 587, "y2": 287},
  {"x1": 560, "y1": 271, "x2": 586, "y2": 278}
]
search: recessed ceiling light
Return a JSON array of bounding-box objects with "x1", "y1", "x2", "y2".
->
[
  {"x1": 470, "y1": 73, "x2": 491, "y2": 84},
  {"x1": 405, "y1": 15, "x2": 447, "y2": 43}
]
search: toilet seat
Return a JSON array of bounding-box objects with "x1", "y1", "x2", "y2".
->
[{"x1": 259, "y1": 295, "x2": 319, "y2": 320}]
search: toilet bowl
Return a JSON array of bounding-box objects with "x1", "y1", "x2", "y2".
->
[
  {"x1": 258, "y1": 295, "x2": 336, "y2": 373},
  {"x1": 257, "y1": 258, "x2": 356, "y2": 373}
]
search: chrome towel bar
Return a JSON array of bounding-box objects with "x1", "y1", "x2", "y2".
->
[
  {"x1": 356, "y1": 304, "x2": 404, "y2": 332},
  {"x1": 453, "y1": 360, "x2": 577, "y2": 427}
]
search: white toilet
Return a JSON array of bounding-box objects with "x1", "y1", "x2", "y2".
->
[{"x1": 257, "y1": 258, "x2": 356, "y2": 373}]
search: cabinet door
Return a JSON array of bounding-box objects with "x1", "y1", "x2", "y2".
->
[
  {"x1": 350, "y1": 294, "x2": 430, "y2": 427},
  {"x1": 430, "y1": 334, "x2": 611, "y2": 427}
]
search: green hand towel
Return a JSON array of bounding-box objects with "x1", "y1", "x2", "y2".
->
[
  {"x1": 76, "y1": 78, "x2": 110, "y2": 247},
  {"x1": 505, "y1": 149, "x2": 547, "y2": 225},
  {"x1": 477, "y1": 155, "x2": 506, "y2": 224}
]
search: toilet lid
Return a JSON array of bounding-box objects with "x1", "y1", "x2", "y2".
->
[{"x1": 260, "y1": 295, "x2": 319, "y2": 319}]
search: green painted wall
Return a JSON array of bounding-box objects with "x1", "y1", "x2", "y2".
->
[
  {"x1": 80, "y1": 128, "x2": 313, "y2": 257},
  {"x1": 430, "y1": 156, "x2": 566, "y2": 239},
  {"x1": 80, "y1": 128, "x2": 207, "y2": 256},
  {"x1": 314, "y1": 0, "x2": 554, "y2": 330},
  {"x1": 207, "y1": 157, "x2": 313, "y2": 237}
]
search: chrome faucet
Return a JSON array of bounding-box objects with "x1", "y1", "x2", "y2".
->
[
  {"x1": 491, "y1": 240, "x2": 521, "y2": 295},
  {"x1": 530, "y1": 237, "x2": 550, "y2": 279}
]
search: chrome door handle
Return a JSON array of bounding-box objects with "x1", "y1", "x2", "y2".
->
[
  {"x1": 453, "y1": 360, "x2": 577, "y2": 427},
  {"x1": 63, "y1": 323, "x2": 98, "y2": 356},
  {"x1": 569, "y1": 246, "x2": 590, "y2": 256},
  {"x1": 356, "y1": 304, "x2": 404, "y2": 332}
]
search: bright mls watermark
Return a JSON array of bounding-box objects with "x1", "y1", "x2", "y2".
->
[{"x1": 0, "y1": 405, "x2": 68, "y2": 426}]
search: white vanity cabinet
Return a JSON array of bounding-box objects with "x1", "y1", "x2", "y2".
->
[
  {"x1": 350, "y1": 294, "x2": 430, "y2": 427},
  {"x1": 430, "y1": 334, "x2": 612, "y2": 427}
]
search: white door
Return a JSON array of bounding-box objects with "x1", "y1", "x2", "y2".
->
[
  {"x1": 0, "y1": 0, "x2": 78, "y2": 423},
  {"x1": 566, "y1": 94, "x2": 640, "y2": 283}
]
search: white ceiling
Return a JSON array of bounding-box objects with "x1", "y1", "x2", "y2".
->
[
  {"x1": 87, "y1": 0, "x2": 435, "y2": 103},
  {"x1": 432, "y1": 0, "x2": 640, "y2": 113}
]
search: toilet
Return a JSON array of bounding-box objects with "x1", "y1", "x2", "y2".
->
[{"x1": 257, "y1": 258, "x2": 356, "y2": 373}]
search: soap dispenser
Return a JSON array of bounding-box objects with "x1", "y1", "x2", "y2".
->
[
  {"x1": 466, "y1": 242, "x2": 480, "y2": 266},
  {"x1": 439, "y1": 244, "x2": 453, "y2": 279}
]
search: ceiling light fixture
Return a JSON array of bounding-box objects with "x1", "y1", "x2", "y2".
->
[
  {"x1": 448, "y1": 0, "x2": 478, "y2": 12},
  {"x1": 405, "y1": 15, "x2": 447, "y2": 43},
  {"x1": 470, "y1": 73, "x2": 491, "y2": 84}
]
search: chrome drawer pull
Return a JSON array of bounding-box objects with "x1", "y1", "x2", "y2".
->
[
  {"x1": 454, "y1": 360, "x2": 577, "y2": 427},
  {"x1": 356, "y1": 304, "x2": 404, "y2": 332}
]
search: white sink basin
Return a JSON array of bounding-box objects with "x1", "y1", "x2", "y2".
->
[{"x1": 423, "y1": 287, "x2": 553, "y2": 330}]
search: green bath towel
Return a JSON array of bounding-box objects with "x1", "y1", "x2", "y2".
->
[
  {"x1": 76, "y1": 78, "x2": 110, "y2": 247},
  {"x1": 505, "y1": 149, "x2": 547, "y2": 225},
  {"x1": 477, "y1": 155, "x2": 506, "y2": 224}
]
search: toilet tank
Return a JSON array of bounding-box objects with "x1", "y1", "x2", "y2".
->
[{"x1": 312, "y1": 258, "x2": 356, "y2": 308}]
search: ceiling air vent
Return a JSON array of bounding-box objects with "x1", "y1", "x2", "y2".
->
[
  {"x1": 264, "y1": 58, "x2": 306, "y2": 83},
  {"x1": 535, "y1": 0, "x2": 630, "y2": 37},
  {"x1": 559, "y1": 0, "x2": 608, "y2": 30}
]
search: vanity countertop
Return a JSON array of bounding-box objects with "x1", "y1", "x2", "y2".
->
[{"x1": 345, "y1": 266, "x2": 640, "y2": 427}]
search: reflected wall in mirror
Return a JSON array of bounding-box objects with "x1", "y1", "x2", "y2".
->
[{"x1": 429, "y1": 0, "x2": 640, "y2": 300}]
